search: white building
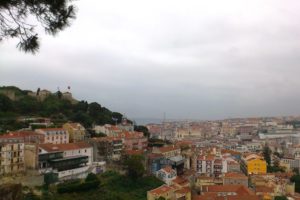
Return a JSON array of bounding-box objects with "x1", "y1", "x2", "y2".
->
[
  {"x1": 156, "y1": 166, "x2": 177, "y2": 185},
  {"x1": 38, "y1": 142, "x2": 93, "y2": 179},
  {"x1": 36, "y1": 128, "x2": 69, "y2": 144}
]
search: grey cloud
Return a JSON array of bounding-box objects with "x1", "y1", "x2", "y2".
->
[{"x1": 1, "y1": 0, "x2": 300, "y2": 121}]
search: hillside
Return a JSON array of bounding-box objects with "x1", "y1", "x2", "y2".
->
[{"x1": 0, "y1": 86, "x2": 126, "y2": 132}]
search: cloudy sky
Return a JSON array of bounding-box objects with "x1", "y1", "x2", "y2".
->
[{"x1": 1, "y1": 0, "x2": 300, "y2": 122}]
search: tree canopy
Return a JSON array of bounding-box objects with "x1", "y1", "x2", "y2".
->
[
  {"x1": 0, "y1": 87, "x2": 126, "y2": 132},
  {"x1": 0, "y1": 0, "x2": 76, "y2": 53},
  {"x1": 125, "y1": 155, "x2": 145, "y2": 180}
]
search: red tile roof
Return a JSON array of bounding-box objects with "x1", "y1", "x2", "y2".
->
[
  {"x1": 172, "y1": 176, "x2": 189, "y2": 186},
  {"x1": 125, "y1": 149, "x2": 143, "y2": 155},
  {"x1": 0, "y1": 131, "x2": 43, "y2": 139},
  {"x1": 148, "y1": 184, "x2": 173, "y2": 195},
  {"x1": 157, "y1": 145, "x2": 180, "y2": 153},
  {"x1": 161, "y1": 166, "x2": 174, "y2": 173},
  {"x1": 37, "y1": 128, "x2": 66, "y2": 131},
  {"x1": 175, "y1": 187, "x2": 190, "y2": 194},
  {"x1": 203, "y1": 185, "x2": 254, "y2": 195},
  {"x1": 194, "y1": 194, "x2": 260, "y2": 200},
  {"x1": 39, "y1": 142, "x2": 91, "y2": 152},
  {"x1": 255, "y1": 186, "x2": 274, "y2": 193},
  {"x1": 224, "y1": 172, "x2": 248, "y2": 179}
]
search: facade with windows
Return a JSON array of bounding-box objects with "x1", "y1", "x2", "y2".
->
[
  {"x1": 36, "y1": 128, "x2": 69, "y2": 144},
  {"x1": 156, "y1": 165, "x2": 177, "y2": 185},
  {"x1": 38, "y1": 142, "x2": 93, "y2": 179},
  {"x1": 0, "y1": 135, "x2": 25, "y2": 175},
  {"x1": 63, "y1": 123, "x2": 86, "y2": 142}
]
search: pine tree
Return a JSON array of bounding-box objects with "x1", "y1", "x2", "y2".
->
[{"x1": 0, "y1": 0, "x2": 76, "y2": 53}]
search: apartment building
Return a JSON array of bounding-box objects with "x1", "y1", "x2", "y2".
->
[
  {"x1": 241, "y1": 154, "x2": 267, "y2": 175},
  {"x1": 119, "y1": 131, "x2": 147, "y2": 151},
  {"x1": 197, "y1": 155, "x2": 212, "y2": 176},
  {"x1": 0, "y1": 134, "x2": 25, "y2": 175},
  {"x1": 152, "y1": 146, "x2": 181, "y2": 159},
  {"x1": 63, "y1": 123, "x2": 86, "y2": 142},
  {"x1": 156, "y1": 165, "x2": 177, "y2": 185},
  {"x1": 89, "y1": 137, "x2": 123, "y2": 161},
  {"x1": 38, "y1": 142, "x2": 93, "y2": 179},
  {"x1": 223, "y1": 172, "x2": 248, "y2": 187},
  {"x1": 35, "y1": 128, "x2": 69, "y2": 144}
]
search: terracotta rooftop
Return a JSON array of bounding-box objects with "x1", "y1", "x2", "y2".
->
[
  {"x1": 172, "y1": 176, "x2": 189, "y2": 186},
  {"x1": 203, "y1": 185, "x2": 254, "y2": 195},
  {"x1": 148, "y1": 153, "x2": 164, "y2": 159},
  {"x1": 36, "y1": 128, "x2": 66, "y2": 132},
  {"x1": 39, "y1": 142, "x2": 91, "y2": 152},
  {"x1": 161, "y1": 166, "x2": 175, "y2": 173},
  {"x1": 125, "y1": 149, "x2": 144, "y2": 155},
  {"x1": 175, "y1": 187, "x2": 190, "y2": 194},
  {"x1": 224, "y1": 172, "x2": 248, "y2": 179},
  {"x1": 0, "y1": 131, "x2": 43, "y2": 139},
  {"x1": 255, "y1": 186, "x2": 274, "y2": 193},
  {"x1": 157, "y1": 146, "x2": 180, "y2": 153},
  {"x1": 193, "y1": 194, "x2": 259, "y2": 200},
  {"x1": 221, "y1": 149, "x2": 241, "y2": 156},
  {"x1": 148, "y1": 184, "x2": 173, "y2": 195}
]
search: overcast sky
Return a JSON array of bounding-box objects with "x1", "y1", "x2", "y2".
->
[{"x1": 1, "y1": 0, "x2": 300, "y2": 122}]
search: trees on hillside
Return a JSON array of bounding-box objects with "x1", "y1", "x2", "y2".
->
[
  {"x1": 263, "y1": 145, "x2": 272, "y2": 166},
  {"x1": 134, "y1": 125, "x2": 150, "y2": 138},
  {"x1": 0, "y1": 0, "x2": 76, "y2": 53},
  {"x1": 125, "y1": 155, "x2": 145, "y2": 180},
  {"x1": 0, "y1": 92, "x2": 125, "y2": 132}
]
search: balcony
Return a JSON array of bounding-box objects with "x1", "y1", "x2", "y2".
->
[
  {"x1": 39, "y1": 152, "x2": 64, "y2": 162},
  {"x1": 49, "y1": 155, "x2": 88, "y2": 171}
]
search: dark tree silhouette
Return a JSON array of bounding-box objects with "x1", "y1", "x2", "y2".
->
[{"x1": 0, "y1": 0, "x2": 76, "y2": 53}]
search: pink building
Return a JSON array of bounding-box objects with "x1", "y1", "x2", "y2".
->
[
  {"x1": 35, "y1": 128, "x2": 69, "y2": 144},
  {"x1": 118, "y1": 131, "x2": 147, "y2": 151}
]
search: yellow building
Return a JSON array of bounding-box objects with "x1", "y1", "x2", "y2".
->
[
  {"x1": 241, "y1": 154, "x2": 267, "y2": 175},
  {"x1": 63, "y1": 123, "x2": 86, "y2": 143}
]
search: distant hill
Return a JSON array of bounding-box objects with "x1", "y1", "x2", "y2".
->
[{"x1": 0, "y1": 86, "x2": 127, "y2": 132}]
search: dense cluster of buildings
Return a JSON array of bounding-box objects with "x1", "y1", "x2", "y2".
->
[
  {"x1": 145, "y1": 116, "x2": 300, "y2": 200},
  {"x1": 3, "y1": 115, "x2": 300, "y2": 199},
  {"x1": 0, "y1": 120, "x2": 147, "y2": 181}
]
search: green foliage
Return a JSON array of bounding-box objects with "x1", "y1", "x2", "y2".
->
[
  {"x1": 267, "y1": 166, "x2": 285, "y2": 173},
  {"x1": 47, "y1": 171, "x2": 164, "y2": 200},
  {"x1": 274, "y1": 152, "x2": 283, "y2": 158},
  {"x1": 291, "y1": 174, "x2": 300, "y2": 193},
  {"x1": 125, "y1": 155, "x2": 145, "y2": 180},
  {"x1": 85, "y1": 173, "x2": 99, "y2": 182},
  {"x1": 148, "y1": 138, "x2": 166, "y2": 147},
  {"x1": 134, "y1": 125, "x2": 150, "y2": 138},
  {"x1": 44, "y1": 173, "x2": 59, "y2": 186},
  {"x1": 57, "y1": 177, "x2": 100, "y2": 194},
  {"x1": 0, "y1": 94, "x2": 13, "y2": 112},
  {"x1": 263, "y1": 145, "x2": 272, "y2": 166},
  {"x1": 156, "y1": 197, "x2": 166, "y2": 200},
  {"x1": 24, "y1": 192, "x2": 41, "y2": 200},
  {"x1": 268, "y1": 159, "x2": 285, "y2": 173},
  {"x1": 274, "y1": 196, "x2": 288, "y2": 200},
  {"x1": 0, "y1": 0, "x2": 76, "y2": 53},
  {"x1": 0, "y1": 87, "x2": 125, "y2": 132},
  {"x1": 16, "y1": 96, "x2": 40, "y2": 114}
]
